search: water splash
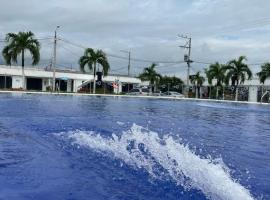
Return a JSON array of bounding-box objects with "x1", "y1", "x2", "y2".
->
[{"x1": 61, "y1": 124, "x2": 254, "y2": 200}]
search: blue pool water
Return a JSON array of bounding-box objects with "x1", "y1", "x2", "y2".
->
[{"x1": 0, "y1": 94, "x2": 269, "y2": 200}]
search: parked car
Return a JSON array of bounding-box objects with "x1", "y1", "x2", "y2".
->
[
  {"x1": 127, "y1": 88, "x2": 150, "y2": 95},
  {"x1": 151, "y1": 91, "x2": 162, "y2": 96},
  {"x1": 162, "y1": 91, "x2": 185, "y2": 98}
]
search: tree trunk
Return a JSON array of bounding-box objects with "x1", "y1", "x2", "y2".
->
[
  {"x1": 151, "y1": 80, "x2": 154, "y2": 93},
  {"x1": 195, "y1": 86, "x2": 198, "y2": 98},
  {"x1": 89, "y1": 81, "x2": 92, "y2": 94},
  {"x1": 216, "y1": 86, "x2": 219, "y2": 99},
  {"x1": 22, "y1": 50, "x2": 25, "y2": 90},
  {"x1": 235, "y1": 87, "x2": 239, "y2": 101},
  {"x1": 93, "y1": 62, "x2": 96, "y2": 94},
  {"x1": 235, "y1": 80, "x2": 239, "y2": 101},
  {"x1": 222, "y1": 86, "x2": 225, "y2": 100}
]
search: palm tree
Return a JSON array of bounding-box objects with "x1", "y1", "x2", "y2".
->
[
  {"x1": 2, "y1": 31, "x2": 40, "y2": 89},
  {"x1": 257, "y1": 63, "x2": 270, "y2": 84},
  {"x1": 204, "y1": 68, "x2": 213, "y2": 99},
  {"x1": 225, "y1": 56, "x2": 252, "y2": 101},
  {"x1": 79, "y1": 48, "x2": 110, "y2": 94},
  {"x1": 190, "y1": 71, "x2": 205, "y2": 98},
  {"x1": 207, "y1": 62, "x2": 227, "y2": 99},
  {"x1": 139, "y1": 63, "x2": 162, "y2": 92}
]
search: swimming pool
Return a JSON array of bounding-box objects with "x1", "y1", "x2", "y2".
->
[{"x1": 0, "y1": 93, "x2": 269, "y2": 200}]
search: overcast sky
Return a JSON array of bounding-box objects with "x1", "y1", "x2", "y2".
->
[{"x1": 1, "y1": 0, "x2": 270, "y2": 79}]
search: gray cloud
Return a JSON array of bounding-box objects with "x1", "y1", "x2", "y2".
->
[{"x1": 1, "y1": 0, "x2": 270, "y2": 80}]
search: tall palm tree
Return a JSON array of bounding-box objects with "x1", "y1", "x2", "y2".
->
[
  {"x1": 139, "y1": 63, "x2": 162, "y2": 92},
  {"x1": 207, "y1": 62, "x2": 227, "y2": 99},
  {"x1": 2, "y1": 31, "x2": 40, "y2": 89},
  {"x1": 204, "y1": 68, "x2": 213, "y2": 99},
  {"x1": 257, "y1": 63, "x2": 270, "y2": 84},
  {"x1": 190, "y1": 71, "x2": 205, "y2": 98},
  {"x1": 225, "y1": 56, "x2": 252, "y2": 101},
  {"x1": 79, "y1": 48, "x2": 110, "y2": 94}
]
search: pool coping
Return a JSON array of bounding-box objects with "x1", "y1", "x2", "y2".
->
[{"x1": 0, "y1": 90, "x2": 269, "y2": 106}]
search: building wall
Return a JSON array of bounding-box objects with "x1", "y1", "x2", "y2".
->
[
  {"x1": 12, "y1": 76, "x2": 23, "y2": 89},
  {"x1": 67, "y1": 80, "x2": 73, "y2": 92},
  {"x1": 0, "y1": 65, "x2": 141, "y2": 92},
  {"x1": 113, "y1": 82, "x2": 122, "y2": 94},
  {"x1": 248, "y1": 86, "x2": 258, "y2": 102},
  {"x1": 42, "y1": 78, "x2": 51, "y2": 91},
  {"x1": 73, "y1": 79, "x2": 85, "y2": 92}
]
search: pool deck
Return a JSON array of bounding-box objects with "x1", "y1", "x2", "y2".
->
[{"x1": 0, "y1": 90, "x2": 269, "y2": 106}]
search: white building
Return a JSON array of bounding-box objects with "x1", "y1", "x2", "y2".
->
[{"x1": 0, "y1": 65, "x2": 141, "y2": 93}]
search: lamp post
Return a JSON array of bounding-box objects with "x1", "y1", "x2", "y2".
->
[{"x1": 52, "y1": 26, "x2": 60, "y2": 92}]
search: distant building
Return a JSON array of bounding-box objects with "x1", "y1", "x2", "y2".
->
[{"x1": 0, "y1": 65, "x2": 142, "y2": 93}]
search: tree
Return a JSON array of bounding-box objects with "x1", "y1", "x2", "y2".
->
[
  {"x1": 206, "y1": 62, "x2": 227, "y2": 99},
  {"x1": 225, "y1": 56, "x2": 252, "y2": 101},
  {"x1": 79, "y1": 48, "x2": 110, "y2": 94},
  {"x1": 2, "y1": 31, "x2": 40, "y2": 89},
  {"x1": 204, "y1": 68, "x2": 213, "y2": 99},
  {"x1": 190, "y1": 71, "x2": 205, "y2": 98},
  {"x1": 257, "y1": 63, "x2": 270, "y2": 84},
  {"x1": 139, "y1": 63, "x2": 162, "y2": 92},
  {"x1": 159, "y1": 76, "x2": 184, "y2": 93}
]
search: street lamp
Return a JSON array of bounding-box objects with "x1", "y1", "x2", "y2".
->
[{"x1": 52, "y1": 26, "x2": 60, "y2": 92}]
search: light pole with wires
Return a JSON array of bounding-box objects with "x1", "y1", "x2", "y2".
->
[
  {"x1": 120, "y1": 50, "x2": 131, "y2": 76},
  {"x1": 52, "y1": 26, "x2": 60, "y2": 92},
  {"x1": 120, "y1": 50, "x2": 131, "y2": 92},
  {"x1": 178, "y1": 34, "x2": 192, "y2": 97}
]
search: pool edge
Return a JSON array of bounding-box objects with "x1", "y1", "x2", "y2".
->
[{"x1": 0, "y1": 90, "x2": 269, "y2": 106}]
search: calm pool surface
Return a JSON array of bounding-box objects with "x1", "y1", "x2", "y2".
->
[{"x1": 0, "y1": 94, "x2": 269, "y2": 200}]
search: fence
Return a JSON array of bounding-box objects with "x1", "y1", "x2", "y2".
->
[{"x1": 185, "y1": 85, "x2": 270, "y2": 103}]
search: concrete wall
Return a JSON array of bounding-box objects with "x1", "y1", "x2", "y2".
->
[
  {"x1": 12, "y1": 76, "x2": 23, "y2": 89},
  {"x1": 67, "y1": 80, "x2": 73, "y2": 92},
  {"x1": 113, "y1": 82, "x2": 122, "y2": 94},
  {"x1": 42, "y1": 78, "x2": 51, "y2": 91},
  {"x1": 248, "y1": 86, "x2": 258, "y2": 102},
  {"x1": 73, "y1": 79, "x2": 84, "y2": 92}
]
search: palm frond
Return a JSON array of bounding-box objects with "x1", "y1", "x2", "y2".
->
[
  {"x1": 79, "y1": 48, "x2": 110, "y2": 75},
  {"x1": 2, "y1": 31, "x2": 41, "y2": 66}
]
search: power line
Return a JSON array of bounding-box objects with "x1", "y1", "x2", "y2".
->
[
  {"x1": 191, "y1": 17, "x2": 270, "y2": 37},
  {"x1": 193, "y1": 61, "x2": 215, "y2": 65},
  {"x1": 58, "y1": 44, "x2": 82, "y2": 58},
  {"x1": 59, "y1": 37, "x2": 185, "y2": 64}
]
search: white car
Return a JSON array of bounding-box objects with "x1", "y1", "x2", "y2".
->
[
  {"x1": 162, "y1": 91, "x2": 185, "y2": 98},
  {"x1": 127, "y1": 88, "x2": 150, "y2": 96}
]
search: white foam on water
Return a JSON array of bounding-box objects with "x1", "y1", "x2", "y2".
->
[
  {"x1": 63, "y1": 124, "x2": 254, "y2": 200},
  {"x1": 116, "y1": 121, "x2": 125, "y2": 126}
]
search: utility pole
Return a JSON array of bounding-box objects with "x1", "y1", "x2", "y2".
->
[
  {"x1": 52, "y1": 26, "x2": 60, "y2": 92},
  {"x1": 178, "y1": 35, "x2": 192, "y2": 97},
  {"x1": 128, "y1": 51, "x2": 131, "y2": 76},
  {"x1": 120, "y1": 50, "x2": 131, "y2": 76},
  {"x1": 120, "y1": 50, "x2": 131, "y2": 93}
]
